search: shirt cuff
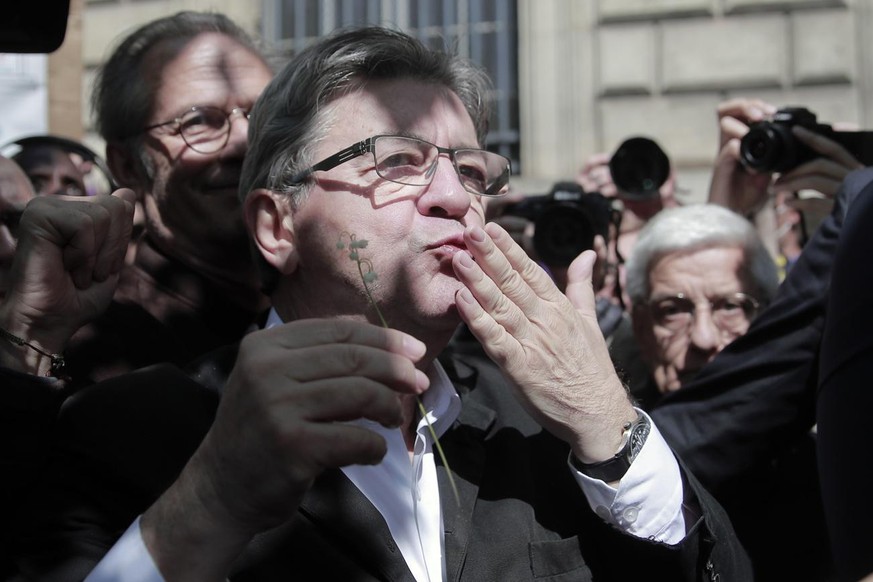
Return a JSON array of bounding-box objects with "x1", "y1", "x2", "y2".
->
[
  {"x1": 85, "y1": 516, "x2": 165, "y2": 582},
  {"x1": 570, "y1": 409, "x2": 686, "y2": 544}
]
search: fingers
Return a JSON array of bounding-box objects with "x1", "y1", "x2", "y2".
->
[
  {"x1": 792, "y1": 126, "x2": 864, "y2": 170},
  {"x1": 17, "y1": 193, "x2": 135, "y2": 290},
  {"x1": 716, "y1": 98, "x2": 776, "y2": 123},
  {"x1": 717, "y1": 98, "x2": 777, "y2": 148},
  {"x1": 591, "y1": 235, "x2": 608, "y2": 292},
  {"x1": 277, "y1": 344, "x2": 430, "y2": 394},
  {"x1": 265, "y1": 318, "x2": 427, "y2": 362},
  {"x1": 275, "y1": 378, "x2": 406, "y2": 428},
  {"x1": 483, "y1": 222, "x2": 557, "y2": 298},
  {"x1": 63, "y1": 194, "x2": 133, "y2": 288},
  {"x1": 771, "y1": 128, "x2": 864, "y2": 197},
  {"x1": 293, "y1": 423, "x2": 389, "y2": 468},
  {"x1": 237, "y1": 320, "x2": 430, "y2": 395},
  {"x1": 564, "y1": 250, "x2": 597, "y2": 314},
  {"x1": 719, "y1": 116, "x2": 752, "y2": 144},
  {"x1": 92, "y1": 191, "x2": 135, "y2": 280},
  {"x1": 454, "y1": 223, "x2": 554, "y2": 316},
  {"x1": 209, "y1": 318, "x2": 434, "y2": 511},
  {"x1": 452, "y1": 222, "x2": 570, "y2": 358}
]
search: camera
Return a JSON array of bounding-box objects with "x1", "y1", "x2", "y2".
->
[
  {"x1": 502, "y1": 181, "x2": 617, "y2": 267},
  {"x1": 740, "y1": 107, "x2": 873, "y2": 173},
  {"x1": 608, "y1": 136, "x2": 671, "y2": 201}
]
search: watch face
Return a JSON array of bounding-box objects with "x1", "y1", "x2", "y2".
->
[{"x1": 629, "y1": 420, "x2": 651, "y2": 459}]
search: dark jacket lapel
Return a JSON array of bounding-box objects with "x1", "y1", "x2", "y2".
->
[{"x1": 438, "y1": 353, "x2": 497, "y2": 582}]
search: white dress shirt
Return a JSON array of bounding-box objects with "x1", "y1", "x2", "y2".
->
[{"x1": 87, "y1": 311, "x2": 686, "y2": 581}]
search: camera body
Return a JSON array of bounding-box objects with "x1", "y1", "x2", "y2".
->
[
  {"x1": 503, "y1": 181, "x2": 615, "y2": 267},
  {"x1": 740, "y1": 107, "x2": 873, "y2": 173}
]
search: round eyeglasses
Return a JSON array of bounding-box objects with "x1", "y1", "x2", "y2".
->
[
  {"x1": 289, "y1": 134, "x2": 512, "y2": 197},
  {"x1": 647, "y1": 292, "x2": 760, "y2": 337},
  {"x1": 143, "y1": 106, "x2": 249, "y2": 154}
]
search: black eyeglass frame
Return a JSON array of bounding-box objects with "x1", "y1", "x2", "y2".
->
[
  {"x1": 289, "y1": 134, "x2": 511, "y2": 197},
  {"x1": 142, "y1": 105, "x2": 250, "y2": 154}
]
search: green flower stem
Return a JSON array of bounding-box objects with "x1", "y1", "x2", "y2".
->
[{"x1": 343, "y1": 233, "x2": 460, "y2": 506}]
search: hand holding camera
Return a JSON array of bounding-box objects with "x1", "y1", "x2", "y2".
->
[
  {"x1": 740, "y1": 107, "x2": 873, "y2": 174},
  {"x1": 710, "y1": 99, "x2": 870, "y2": 215}
]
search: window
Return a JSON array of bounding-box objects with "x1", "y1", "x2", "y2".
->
[{"x1": 263, "y1": 0, "x2": 519, "y2": 171}]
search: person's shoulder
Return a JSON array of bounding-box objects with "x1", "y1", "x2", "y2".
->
[
  {"x1": 841, "y1": 167, "x2": 873, "y2": 198},
  {"x1": 60, "y1": 362, "x2": 219, "y2": 424},
  {"x1": 55, "y1": 362, "x2": 220, "y2": 487}
]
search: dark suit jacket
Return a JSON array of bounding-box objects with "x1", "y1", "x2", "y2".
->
[
  {"x1": 818, "y1": 169, "x2": 873, "y2": 582},
  {"x1": 0, "y1": 370, "x2": 64, "y2": 579},
  {"x1": 9, "y1": 348, "x2": 750, "y2": 582}
]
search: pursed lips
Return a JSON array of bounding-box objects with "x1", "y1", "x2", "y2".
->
[{"x1": 427, "y1": 234, "x2": 468, "y2": 257}]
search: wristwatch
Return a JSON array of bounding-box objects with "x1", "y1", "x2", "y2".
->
[{"x1": 572, "y1": 412, "x2": 651, "y2": 482}]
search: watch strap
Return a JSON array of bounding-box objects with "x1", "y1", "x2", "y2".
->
[{"x1": 571, "y1": 412, "x2": 650, "y2": 482}]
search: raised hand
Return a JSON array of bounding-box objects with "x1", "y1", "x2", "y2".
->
[
  {"x1": 708, "y1": 98, "x2": 777, "y2": 215},
  {"x1": 0, "y1": 189, "x2": 135, "y2": 375},
  {"x1": 140, "y1": 319, "x2": 429, "y2": 579},
  {"x1": 772, "y1": 125, "x2": 864, "y2": 197},
  {"x1": 452, "y1": 222, "x2": 635, "y2": 463}
]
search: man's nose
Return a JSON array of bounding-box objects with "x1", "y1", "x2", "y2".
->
[
  {"x1": 415, "y1": 157, "x2": 473, "y2": 219},
  {"x1": 687, "y1": 308, "x2": 723, "y2": 353}
]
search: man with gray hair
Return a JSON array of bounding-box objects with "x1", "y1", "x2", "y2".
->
[
  {"x1": 10, "y1": 26, "x2": 749, "y2": 581},
  {"x1": 624, "y1": 203, "x2": 778, "y2": 398}
]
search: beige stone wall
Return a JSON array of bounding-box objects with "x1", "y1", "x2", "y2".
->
[
  {"x1": 47, "y1": 0, "x2": 85, "y2": 139},
  {"x1": 57, "y1": 0, "x2": 872, "y2": 200},
  {"x1": 519, "y1": 0, "x2": 872, "y2": 201}
]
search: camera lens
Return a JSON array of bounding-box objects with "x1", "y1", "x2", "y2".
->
[
  {"x1": 740, "y1": 124, "x2": 796, "y2": 173},
  {"x1": 609, "y1": 137, "x2": 670, "y2": 201}
]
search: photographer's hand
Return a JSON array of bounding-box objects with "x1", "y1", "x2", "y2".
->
[
  {"x1": 708, "y1": 98, "x2": 777, "y2": 216},
  {"x1": 577, "y1": 153, "x2": 618, "y2": 198},
  {"x1": 772, "y1": 125, "x2": 863, "y2": 197}
]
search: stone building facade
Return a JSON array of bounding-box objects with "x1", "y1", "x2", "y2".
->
[{"x1": 55, "y1": 0, "x2": 873, "y2": 200}]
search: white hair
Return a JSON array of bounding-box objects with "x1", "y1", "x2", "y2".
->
[{"x1": 625, "y1": 204, "x2": 779, "y2": 305}]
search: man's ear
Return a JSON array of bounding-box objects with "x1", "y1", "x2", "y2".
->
[
  {"x1": 106, "y1": 142, "x2": 147, "y2": 198},
  {"x1": 244, "y1": 188, "x2": 298, "y2": 275}
]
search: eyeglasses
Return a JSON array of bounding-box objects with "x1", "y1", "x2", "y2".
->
[
  {"x1": 143, "y1": 106, "x2": 249, "y2": 154},
  {"x1": 289, "y1": 135, "x2": 511, "y2": 197},
  {"x1": 647, "y1": 292, "x2": 760, "y2": 336}
]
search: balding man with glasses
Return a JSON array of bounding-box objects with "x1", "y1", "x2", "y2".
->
[{"x1": 62, "y1": 12, "x2": 274, "y2": 387}]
